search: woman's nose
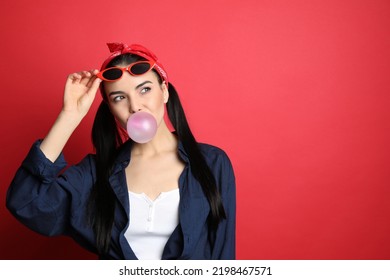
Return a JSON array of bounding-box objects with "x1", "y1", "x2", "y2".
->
[{"x1": 129, "y1": 97, "x2": 142, "y2": 113}]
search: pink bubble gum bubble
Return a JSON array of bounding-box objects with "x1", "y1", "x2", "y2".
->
[{"x1": 126, "y1": 112, "x2": 157, "y2": 143}]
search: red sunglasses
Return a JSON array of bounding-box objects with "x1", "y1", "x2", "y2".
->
[{"x1": 96, "y1": 60, "x2": 156, "y2": 82}]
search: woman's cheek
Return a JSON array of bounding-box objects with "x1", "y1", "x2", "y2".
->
[{"x1": 110, "y1": 107, "x2": 129, "y2": 128}]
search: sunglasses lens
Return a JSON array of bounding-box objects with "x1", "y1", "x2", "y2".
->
[
  {"x1": 102, "y1": 68, "x2": 123, "y2": 80},
  {"x1": 131, "y1": 62, "x2": 152, "y2": 75}
]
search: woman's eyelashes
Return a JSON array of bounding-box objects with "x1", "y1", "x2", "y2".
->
[
  {"x1": 111, "y1": 87, "x2": 151, "y2": 103},
  {"x1": 112, "y1": 95, "x2": 125, "y2": 102},
  {"x1": 140, "y1": 87, "x2": 151, "y2": 94}
]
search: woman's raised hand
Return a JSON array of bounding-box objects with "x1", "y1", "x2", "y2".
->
[
  {"x1": 63, "y1": 69, "x2": 102, "y2": 117},
  {"x1": 39, "y1": 70, "x2": 102, "y2": 162}
]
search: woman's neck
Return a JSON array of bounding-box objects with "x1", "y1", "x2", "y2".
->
[{"x1": 130, "y1": 123, "x2": 178, "y2": 157}]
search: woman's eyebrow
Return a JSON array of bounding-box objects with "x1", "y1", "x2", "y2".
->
[
  {"x1": 108, "y1": 91, "x2": 125, "y2": 97},
  {"x1": 135, "y1": 81, "x2": 152, "y2": 90},
  {"x1": 107, "y1": 81, "x2": 152, "y2": 96}
]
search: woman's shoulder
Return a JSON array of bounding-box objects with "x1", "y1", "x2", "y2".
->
[
  {"x1": 73, "y1": 153, "x2": 97, "y2": 170},
  {"x1": 198, "y1": 143, "x2": 235, "y2": 189},
  {"x1": 47, "y1": 151, "x2": 98, "y2": 187},
  {"x1": 198, "y1": 142, "x2": 227, "y2": 155},
  {"x1": 198, "y1": 143, "x2": 232, "y2": 166}
]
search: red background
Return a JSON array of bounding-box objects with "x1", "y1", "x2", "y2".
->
[{"x1": 0, "y1": 0, "x2": 389, "y2": 259}]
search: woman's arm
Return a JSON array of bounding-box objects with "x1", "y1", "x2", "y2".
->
[
  {"x1": 6, "y1": 70, "x2": 101, "y2": 236},
  {"x1": 215, "y1": 169, "x2": 236, "y2": 259},
  {"x1": 6, "y1": 141, "x2": 97, "y2": 236},
  {"x1": 40, "y1": 70, "x2": 101, "y2": 162},
  {"x1": 211, "y1": 150, "x2": 237, "y2": 259}
]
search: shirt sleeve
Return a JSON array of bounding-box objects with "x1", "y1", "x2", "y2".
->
[
  {"x1": 6, "y1": 140, "x2": 95, "y2": 237},
  {"x1": 212, "y1": 150, "x2": 236, "y2": 259}
]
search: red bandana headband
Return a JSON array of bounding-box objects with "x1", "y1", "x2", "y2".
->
[{"x1": 100, "y1": 42, "x2": 169, "y2": 85}]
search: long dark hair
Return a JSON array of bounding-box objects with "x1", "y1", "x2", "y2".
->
[{"x1": 88, "y1": 53, "x2": 226, "y2": 256}]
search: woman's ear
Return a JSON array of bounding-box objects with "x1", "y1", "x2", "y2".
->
[{"x1": 162, "y1": 82, "x2": 169, "y2": 103}]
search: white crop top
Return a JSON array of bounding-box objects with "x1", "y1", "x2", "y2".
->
[{"x1": 124, "y1": 188, "x2": 180, "y2": 260}]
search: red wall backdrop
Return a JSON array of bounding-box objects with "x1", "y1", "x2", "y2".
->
[{"x1": 0, "y1": 0, "x2": 389, "y2": 259}]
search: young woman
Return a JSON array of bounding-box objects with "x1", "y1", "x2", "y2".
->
[{"x1": 6, "y1": 43, "x2": 236, "y2": 259}]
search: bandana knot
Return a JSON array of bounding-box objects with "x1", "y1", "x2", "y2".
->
[{"x1": 107, "y1": 42, "x2": 130, "y2": 53}]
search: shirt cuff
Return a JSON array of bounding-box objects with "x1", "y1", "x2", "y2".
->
[{"x1": 21, "y1": 140, "x2": 68, "y2": 181}]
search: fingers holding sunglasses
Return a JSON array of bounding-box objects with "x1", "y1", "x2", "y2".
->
[
  {"x1": 84, "y1": 70, "x2": 102, "y2": 99},
  {"x1": 64, "y1": 70, "x2": 101, "y2": 116},
  {"x1": 68, "y1": 70, "x2": 94, "y2": 85},
  {"x1": 85, "y1": 69, "x2": 101, "y2": 88}
]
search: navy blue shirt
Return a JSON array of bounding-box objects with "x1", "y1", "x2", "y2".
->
[{"x1": 6, "y1": 140, "x2": 236, "y2": 259}]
